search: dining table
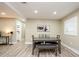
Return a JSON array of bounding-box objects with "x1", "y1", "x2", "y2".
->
[{"x1": 32, "y1": 37, "x2": 61, "y2": 55}]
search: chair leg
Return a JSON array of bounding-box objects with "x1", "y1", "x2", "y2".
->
[
  {"x1": 32, "y1": 45, "x2": 35, "y2": 55},
  {"x1": 55, "y1": 48, "x2": 57, "y2": 56},
  {"x1": 32, "y1": 48, "x2": 34, "y2": 55}
]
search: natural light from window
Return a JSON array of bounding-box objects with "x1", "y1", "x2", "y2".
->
[{"x1": 64, "y1": 16, "x2": 78, "y2": 35}]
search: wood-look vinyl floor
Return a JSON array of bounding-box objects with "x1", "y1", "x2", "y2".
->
[{"x1": 0, "y1": 43, "x2": 79, "y2": 57}]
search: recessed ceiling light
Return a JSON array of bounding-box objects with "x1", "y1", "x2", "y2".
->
[
  {"x1": 34, "y1": 10, "x2": 38, "y2": 14},
  {"x1": 1, "y1": 12, "x2": 6, "y2": 15},
  {"x1": 53, "y1": 11, "x2": 56, "y2": 15}
]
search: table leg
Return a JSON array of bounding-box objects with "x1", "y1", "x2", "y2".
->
[
  {"x1": 6, "y1": 37, "x2": 8, "y2": 45},
  {"x1": 7, "y1": 36, "x2": 9, "y2": 44}
]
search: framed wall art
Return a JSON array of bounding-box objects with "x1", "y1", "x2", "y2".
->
[{"x1": 37, "y1": 25, "x2": 50, "y2": 32}]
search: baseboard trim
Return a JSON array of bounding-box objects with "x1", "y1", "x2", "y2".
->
[
  {"x1": 0, "y1": 42, "x2": 17, "y2": 44},
  {"x1": 25, "y1": 42, "x2": 32, "y2": 44},
  {"x1": 61, "y1": 43, "x2": 79, "y2": 55},
  {"x1": 9, "y1": 42, "x2": 17, "y2": 44}
]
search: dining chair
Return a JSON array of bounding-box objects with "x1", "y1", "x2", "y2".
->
[
  {"x1": 32, "y1": 35, "x2": 35, "y2": 55},
  {"x1": 32, "y1": 35, "x2": 42, "y2": 55}
]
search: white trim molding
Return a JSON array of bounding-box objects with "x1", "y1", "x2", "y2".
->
[
  {"x1": 0, "y1": 42, "x2": 17, "y2": 44},
  {"x1": 62, "y1": 43, "x2": 79, "y2": 55},
  {"x1": 9, "y1": 42, "x2": 17, "y2": 44}
]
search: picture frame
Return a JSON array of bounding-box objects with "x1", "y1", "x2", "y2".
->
[{"x1": 37, "y1": 25, "x2": 50, "y2": 32}]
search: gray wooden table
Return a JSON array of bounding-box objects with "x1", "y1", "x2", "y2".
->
[{"x1": 32, "y1": 37, "x2": 61, "y2": 55}]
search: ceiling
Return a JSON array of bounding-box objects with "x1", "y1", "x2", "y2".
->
[
  {"x1": 0, "y1": 2, "x2": 19, "y2": 18},
  {"x1": 1, "y1": 2, "x2": 79, "y2": 20}
]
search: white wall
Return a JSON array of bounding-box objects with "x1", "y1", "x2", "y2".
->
[
  {"x1": 0, "y1": 18, "x2": 16, "y2": 44},
  {"x1": 25, "y1": 19, "x2": 61, "y2": 43},
  {"x1": 61, "y1": 10, "x2": 79, "y2": 54}
]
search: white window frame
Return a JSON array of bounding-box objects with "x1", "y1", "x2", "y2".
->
[{"x1": 64, "y1": 16, "x2": 78, "y2": 35}]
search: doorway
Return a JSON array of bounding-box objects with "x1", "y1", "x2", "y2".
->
[{"x1": 16, "y1": 20, "x2": 26, "y2": 44}]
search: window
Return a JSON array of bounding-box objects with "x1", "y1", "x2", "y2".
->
[{"x1": 64, "y1": 16, "x2": 78, "y2": 35}]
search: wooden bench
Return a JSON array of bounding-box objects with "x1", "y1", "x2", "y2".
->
[{"x1": 36, "y1": 44, "x2": 58, "y2": 57}]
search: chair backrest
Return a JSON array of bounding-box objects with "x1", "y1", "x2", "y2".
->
[
  {"x1": 56, "y1": 35, "x2": 60, "y2": 39},
  {"x1": 39, "y1": 34, "x2": 45, "y2": 38},
  {"x1": 39, "y1": 34, "x2": 50, "y2": 38},
  {"x1": 45, "y1": 34, "x2": 50, "y2": 38}
]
